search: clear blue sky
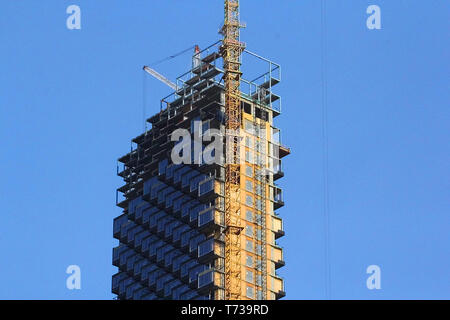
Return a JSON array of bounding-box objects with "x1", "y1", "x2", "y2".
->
[{"x1": 0, "y1": 0, "x2": 448, "y2": 300}]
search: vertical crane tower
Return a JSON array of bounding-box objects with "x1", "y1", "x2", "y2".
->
[{"x1": 221, "y1": 0, "x2": 245, "y2": 300}]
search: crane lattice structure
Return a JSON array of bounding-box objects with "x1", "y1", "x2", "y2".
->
[
  {"x1": 143, "y1": 66, "x2": 177, "y2": 90},
  {"x1": 221, "y1": 0, "x2": 245, "y2": 300}
]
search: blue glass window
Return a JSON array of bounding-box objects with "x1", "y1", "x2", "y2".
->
[
  {"x1": 198, "y1": 269, "x2": 214, "y2": 288},
  {"x1": 198, "y1": 238, "x2": 214, "y2": 257},
  {"x1": 189, "y1": 264, "x2": 207, "y2": 283},
  {"x1": 198, "y1": 207, "x2": 214, "y2": 227},
  {"x1": 113, "y1": 214, "x2": 128, "y2": 235},
  {"x1": 173, "y1": 224, "x2": 189, "y2": 243},
  {"x1": 199, "y1": 178, "x2": 214, "y2": 196},
  {"x1": 180, "y1": 259, "x2": 197, "y2": 278},
  {"x1": 158, "y1": 159, "x2": 168, "y2": 176}
]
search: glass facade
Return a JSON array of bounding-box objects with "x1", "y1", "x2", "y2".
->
[
  {"x1": 113, "y1": 82, "x2": 228, "y2": 300},
  {"x1": 113, "y1": 161, "x2": 224, "y2": 300}
]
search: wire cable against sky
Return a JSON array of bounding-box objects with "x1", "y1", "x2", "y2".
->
[
  {"x1": 148, "y1": 45, "x2": 196, "y2": 67},
  {"x1": 321, "y1": 0, "x2": 332, "y2": 300}
]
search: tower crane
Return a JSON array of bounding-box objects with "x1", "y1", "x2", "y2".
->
[{"x1": 222, "y1": 0, "x2": 245, "y2": 300}]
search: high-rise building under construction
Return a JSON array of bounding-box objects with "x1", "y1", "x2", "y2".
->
[{"x1": 112, "y1": 0, "x2": 289, "y2": 300}]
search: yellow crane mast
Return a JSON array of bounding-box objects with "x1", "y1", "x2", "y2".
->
[{"x1": 221, "y1": 0, "x2": 245, "y2": 300}]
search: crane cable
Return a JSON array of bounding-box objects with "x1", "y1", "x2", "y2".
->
[
  {"x1": 148, "y1": 45, "x2": 196, "y2": 67},
  {"x1": 321, "y1": 0, "x2": 332, "y2": 300}
]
